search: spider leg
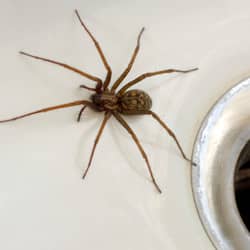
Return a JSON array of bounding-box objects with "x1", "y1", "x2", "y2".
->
[
  {"x1": 112, "y1": 111, "x2": 162, "y2": 193},
  {"x1": 19, "y1": 51, "x2": 102, "y2": 84},
  {"x1": 143, "y1": 110, "x2": 196, "y2": 166},
  {"x1": 77, "y1": 105, "x2": 87, "y2": 122},
  {"x1": 79, "y1": 85, "x2": 96, "y2": 92},
  {"x1": 82, "y1": 112, "x2": 111, "y2": 179},
  {"x1": 75, "y1": 10, "x2": 112, "y2": 89},
  {"x1": 111, "y1": 27, "x2": 145, "y2": 92},
  {"x1": 118, "y1": 67, "x2": 198, "y2": 95},
  {"x1": 0, "y1": 100, "x2": 91, "y2": 123}
]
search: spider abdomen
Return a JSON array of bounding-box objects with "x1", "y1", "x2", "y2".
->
[{"x1": 119, "y1": 89, "x2": 152, "y2": 115}]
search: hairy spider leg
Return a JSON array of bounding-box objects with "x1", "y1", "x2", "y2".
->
[
  {"x1": 118, "y1": 67, "x2": 198, "y2": 95},
  {"x1": 75, "y1": 9, "x2": 112, "y2": 89},
  {"x1": 135, "y1": 110, "x2": 196, "y2": 166},
  {"x1": 19, "y1": 51, "x2": 102, "y2": 85},
  {"x1": 112, "y1": 111, "x2": 162, "y2": 193},
  {"x1": 79, "y1": 85, "x2": 96, "y2": 92},
  {"x1": 77, "y1": 105, "x2": 87, "y2": 122},
  {"x1": 149, "y1": 111, "x2": 195, "y2": 165},
  {"x1": 0, "y1": 100, "x2": 91, "y2": 123},
  {"x1": 82, "y1": 112, "x2": 111, "y2": 179},
  {"x1": 111, "y1": 27, "x2": 145, "y2": 92}
]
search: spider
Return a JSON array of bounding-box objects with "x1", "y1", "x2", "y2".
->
[{"x1": 0, "y1": 10, "x2": 198, "y2": 193}]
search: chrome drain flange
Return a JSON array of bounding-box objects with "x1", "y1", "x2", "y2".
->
[{"x1": 192, "y1": 78, "x2": 250, "y2": 250}]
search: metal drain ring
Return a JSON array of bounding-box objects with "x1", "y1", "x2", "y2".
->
[{"x1": 192, "y1": 78, "x2": 250, "y2": 250}]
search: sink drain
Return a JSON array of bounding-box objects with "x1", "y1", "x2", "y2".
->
[
  {"x1": 235, "y1": 140, "x2": 250, "y2": 232},
  {"x1": 192, "y1": 78, "x2": 250, "y2": 250}
]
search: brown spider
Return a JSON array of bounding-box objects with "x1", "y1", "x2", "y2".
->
[{"x1": 0, "y1": 10, "x2": 198, "y2": 193}]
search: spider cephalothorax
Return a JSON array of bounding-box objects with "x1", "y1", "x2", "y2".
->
[
  {"x1": 0, "y1": 10, "x2": 198, "y2": 193},
  {"x1": 91, "y1": 90, "x2": 118, "y2": 111}
]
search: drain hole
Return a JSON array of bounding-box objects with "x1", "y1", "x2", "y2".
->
[{"x1": 235, "y1": 140, "x2": 250, "y2": 231}]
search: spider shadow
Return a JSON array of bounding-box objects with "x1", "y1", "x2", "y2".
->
[
  {"x1": 109, "y1": 116, "x2": 159, "y2": 183},
  {"x1": 106, "y1": 74, "x2": 192, "y2": 184},
  {"x1": 73, "y1": 73, "x2": 193, "y2": 183},
  {"x1": 75, "y1": 110, "x2": 102, "y2": 173}
]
